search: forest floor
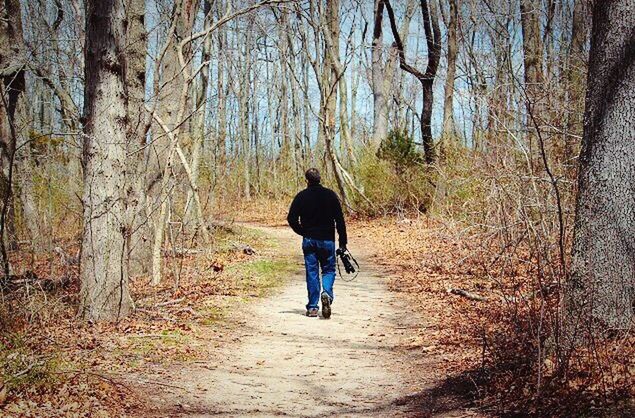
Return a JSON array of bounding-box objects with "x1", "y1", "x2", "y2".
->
[
  {"x1": 135, "y1": 223, "x2": 482, "y2": 417},
  {"x1": 3, "y1": 211, "x2": 630, "y2": 416}
]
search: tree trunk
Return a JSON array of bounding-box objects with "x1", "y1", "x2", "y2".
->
[
  {"x1": 0, "y1": 0, "x2": 26, "y2": 275},
  {"x1": 440, "y1": 0, "x2": 458, "y2": 153},
  {"x1": 371, "y1": 0, "x2": 388, "y2": 150},
  {"x1": 239, "y1": 20, "x2": 253, "y2": 200},
  {"x1": 216, "y1": 1, "x2": 227, "y2": 172},
  {"x1": 125, "y1": 0, "x2": 151, "y2": 277},
  {"x1": 80, "y1": 0, "x2": 133, "y2": 321},
  {"x1": 520, "y1": 0, "x2": 544, "y2": 139},
  {"x1": 385, "y1": 0, "x2": 441, "y2": 165},
  {"x1": 322, "y1": 0, "x2": 349, "y2": 209},
  {"x1": 184, "y1": 0, "x2": 212, "y2": 234},
  {"x1": 338, "y1": 63, "x2": 354, "y2": 166},
  {"x1": 562, "y1": 0, "x2": 588, "y2": 172},
  {"x1": 567, "y1": 0, "x2": 635, "y2": 333}
]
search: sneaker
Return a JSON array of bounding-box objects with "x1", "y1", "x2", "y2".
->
[
  {"x1": 321, "y1": 292, "x2": 332, "y2": 319},
  {"x1": 306, "y1": 308, "x2": 319, "y2": 317}
]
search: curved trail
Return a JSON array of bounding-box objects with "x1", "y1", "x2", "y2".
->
[{"x1": 144, "y1": 225, "x2": 473, "y2": 417}]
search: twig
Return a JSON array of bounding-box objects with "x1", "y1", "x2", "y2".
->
[
  {"x1": 155, "y1": 297, "x2": 185, "y2": 307},
  {"x1": 447, "y1": 287, "x2": 488, "y2": 302}
]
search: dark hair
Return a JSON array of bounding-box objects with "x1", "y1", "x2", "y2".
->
[{"x1": 305, "y1": 168, "x2": 321, "y2": 184}]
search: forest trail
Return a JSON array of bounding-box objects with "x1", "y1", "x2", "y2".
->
[{"x1": 142, "y1": 224, "x2": 475, "y2": 417}]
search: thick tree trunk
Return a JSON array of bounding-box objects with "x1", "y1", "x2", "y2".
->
[
  {"x1": 0, "y1": 0, "x2": 26, "y2": 275},
  {"x1": 80, "y1": 0, "x2": 133, "y2": 321},
  {"x1": 567, "y1": 0, "x2": 635, "y2": 332}
]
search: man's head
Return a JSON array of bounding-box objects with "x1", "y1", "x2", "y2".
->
[{"x1": 305, "y1": 168, "x2": 321, "y2": 185}]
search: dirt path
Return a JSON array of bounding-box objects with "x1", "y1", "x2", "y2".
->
[{"x1": 142, "y1": 225, "x2": 476, "y2": 417}]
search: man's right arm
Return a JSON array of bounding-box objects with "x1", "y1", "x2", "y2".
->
[{"x1": 287, "y1": 194, "x2": 304, "y2": 236}]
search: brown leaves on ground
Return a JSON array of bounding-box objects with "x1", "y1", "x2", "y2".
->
[
  {"x1": 354, "y1": 216, "x2": 634, "y2": 416},
  {"x1": 0, "y1": 223, "x2": 281, "y2": 417}
]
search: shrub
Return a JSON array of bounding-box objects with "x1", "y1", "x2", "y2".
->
[{"x1": 353, "y1": 131, "x2": 433, "y2": 216}]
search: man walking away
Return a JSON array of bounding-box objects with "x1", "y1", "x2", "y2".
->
[{"x1": 287, "y1": 168, "x2": 347, "y2": 318}]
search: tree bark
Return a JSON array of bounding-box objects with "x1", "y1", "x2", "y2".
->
[
  {"x1": 216, "y1": 0, "x2": 227, "y2": 172},
  {"x1": 80, "y1": 0, "x2": 133, "y2": 321},
  {"x1": 440, "y1": 0, "x2": 458, "y2": 149},
  {"x1": 520, "y1": 0, "x2": 544, "y2": 136},
  {"x1": 562, "y1": 0, "x2": 588, "y2": 171},
  {"x1": 183, "y1": 0, "x2": 212, "y2": 233},
  {"x1": 567, "y1": 0, "x2": 635, "y2": 333},
  {"x1": 371, "y1": 0, "x2": 388, "y2": 150},
  {"x1": 0, "y1": 0, "x2": 26, "y2": 275},
  {"x1": 239, "y1": 19, "x2": 253, "y2": 200},
  {"x1": 125, "y1": 0, "x2": 152, "y2": 277},
  {"x1": 322, "y1": 0, "x2": 350, "y2": 209}
]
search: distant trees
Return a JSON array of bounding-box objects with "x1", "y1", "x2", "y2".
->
[
  {"x1": 567, "y1": 0, "x2": 635, "y2": 333},
  {"x1": 2, "y1": 0, "x2": 608, "y2": 327}
]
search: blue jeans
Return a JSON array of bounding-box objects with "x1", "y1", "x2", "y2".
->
[{"x1": 302, "y1": 237, "x2": 336, "y2": 310}]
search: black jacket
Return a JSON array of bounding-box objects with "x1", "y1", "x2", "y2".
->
[{"x1": 287, "y1": 184, "x2": 347, "y2": 248}]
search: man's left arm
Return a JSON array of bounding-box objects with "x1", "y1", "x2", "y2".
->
[{"x1": 333, "y1": 194, "x2": 347, "y2": 249}]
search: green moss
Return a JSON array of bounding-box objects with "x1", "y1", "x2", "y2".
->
[
  {"x1": 0, "y1": 333, "x2": 61, "y2": 392},
  {"x1": 125, "y1": 330, "x2": 194, "y2": 363},
  {"x1": 199, "y1": 304, "x2": 227, "y2": 325},
  {"x1": 213, "y1": 224, "x2": 274, "y2": 254},
  {"x1": 229, "y1": 259, "x2": 296, "y2": 297}
]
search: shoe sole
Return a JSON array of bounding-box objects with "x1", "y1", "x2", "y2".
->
[{"x1": 321, "y1": 293, "x2": 331, "y2": 319}]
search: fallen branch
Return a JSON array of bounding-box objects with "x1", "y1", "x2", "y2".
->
[
  {"x1": 162, "y1": 247, "x2": 201, "y2": 257},
  {"x1": 130, "y1": 378, "x2": 188, "y2": 390},
  {"x1": 447, "y1": 287, "x2": 488, "y2": 302},
  {"x1": 230, "y1": 242, "x2": 256, "y2": 255}
]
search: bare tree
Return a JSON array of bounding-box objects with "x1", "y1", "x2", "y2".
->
[
  {"x1": 80, "y1": 0, "x2": 133, "y2": 321},
  {"x1": 370, "y1": 0, "x2": 416, "y2": 151},
  {"x1": 384, "y1": 0, "x2": 441, "y2": 165}
]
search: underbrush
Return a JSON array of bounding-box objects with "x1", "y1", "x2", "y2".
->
[
  {"x1": 0, "y1": 223, "x2": 295, "y2": 416},
  {"x1": 360, "y1": 217, "x2": 634, "y2": 416}
]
